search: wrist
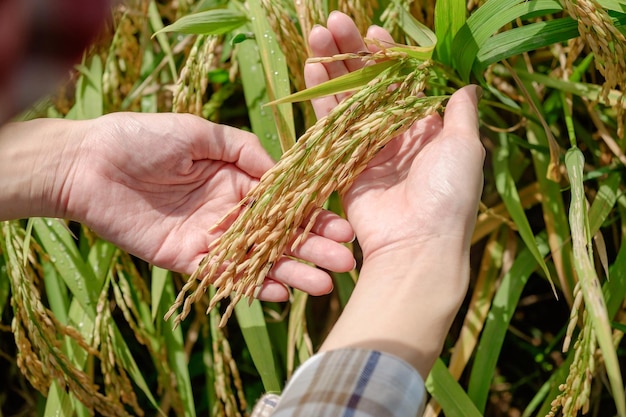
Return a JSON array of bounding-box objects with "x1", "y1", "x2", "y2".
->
[
  {"x1": 320, "y1": 237, "x2": 471, "y2": 377},
  {"x1": 0, "y1": 118, "x2": 84, "y2": 221}
]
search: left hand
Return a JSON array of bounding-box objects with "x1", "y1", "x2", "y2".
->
[{"x1": 57, "y1": 112, "x2": 355, "y2": 301}]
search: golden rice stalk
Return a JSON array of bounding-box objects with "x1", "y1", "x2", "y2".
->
[
  {"x1": 173, "y1": 35, "x2": 221, "y2": 115},
  {"x1": 562, "y1": 0, "x2": 626, "y2": 135},
  {"x1": 1, "y1": 221, "x2": 135, "y2": 417},
  {"x1": 548, "y1": 311, "x2": 596, "y2": 417},
  {"x1": 381, "y1": 0, "x2": 415, "y2": 42},
  {"x1": 166, "y1": 59, "x2": 446, "y2": 327},
  {"x1": 337, "y1": 0, "x2": 376, "y2": 35},
  {"x1": 261, "y1": 0, "x2": 309, "y2": 92}
]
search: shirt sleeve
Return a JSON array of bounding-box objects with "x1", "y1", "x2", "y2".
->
[{"x1": 251, "y1": 348, "x2": 426, "y2": 417}]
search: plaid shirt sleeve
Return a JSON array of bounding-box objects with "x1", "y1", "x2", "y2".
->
[{"x1": 251, "y1": 348, "x2": 426, "y2": 417}]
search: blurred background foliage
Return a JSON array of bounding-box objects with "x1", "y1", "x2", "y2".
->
[{"x1": 1, "y1": 0, "x2": 626, "y2": 416}]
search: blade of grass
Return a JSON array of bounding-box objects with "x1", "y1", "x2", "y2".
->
[
  {"x1": 434, "y1": 0, "x2": 466, "y2": 65},
  {"x1": 493, "y1": 133, "x2": 555, "y2": 293},
  {"x1": 267, "y1": 60, "x2": 396, "y2": 105},
  {"x1": 148, "y1": 0, "x2": 178, "y2": 80},
  {"x1": 467, "y1": 233, "x2": 550, "y2": 412},
  {"x1": 153, "y1": 8, "x2": 247, "y2": 36},
  {"x1": 237, "y1": 27, "x2": 284, "y2": 160},
  {"x1": 160, "y1": 273, "x2": 196, "y2": 417},
  {"x1": 234, "y1": 300, "x2": 282, "y2": 392},
  {"x1": 245, "y1": 0, "x2": 295, "y2": 152},
  {"x1": 565, "y1": 147, "x2": 626, "y2": 417},
  {"x1": 426, "y1": 358, "x2": 484, "y2": 417},
  {"x1": 452, "y1": 0, "x2": 563, "y2": 82}
]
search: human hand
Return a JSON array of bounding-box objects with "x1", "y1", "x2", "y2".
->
[
  {"x1": 59, "y1": 113, "x2": 354, "y2": 301},
  {"x1": 306, "y1": 12, "x2": 483, "y2": 263},
  {"x1": 305, "y1": 11, "x2": 484, "y2": 376}
]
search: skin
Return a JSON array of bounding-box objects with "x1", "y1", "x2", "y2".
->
[
  {"x1": 305, "y1": 11, "x2": 485, "y2": 377},
  {"x1": 0, "y1": 1, "x2": 485, "y2": 380}
]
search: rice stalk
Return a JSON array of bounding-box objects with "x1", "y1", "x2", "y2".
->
[
  {"x1": 547, "y1": 311, "x2": 596, "y2": 417},
  {"x1": 337, "y1": 0, "x2": 376, "y2": 34},
  {"x1": 1, "y1": 221, "x2": 134, "y2": 417},
  {"x1": 561, "y1": 0, "x2": 626, "y2": 135},
  {"x1": 260, "y1": 0, "x2": 308, "y2": 92},
  {"x1": 381, "y1": 0, "x2": 413, "y2": 40},
  {"x1": 172, "y1": 35, "x2": 221, "y2": 115},
  {"x1": 166, "y1": 58, "x2": 446, "y2": 327}
]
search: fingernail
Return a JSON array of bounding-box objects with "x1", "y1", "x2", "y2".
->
[{"x1": 474, "y1": 85, "x2": 483, "y2": 102}]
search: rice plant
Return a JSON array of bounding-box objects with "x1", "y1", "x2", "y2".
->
[{"x1": 1, "y1": 0, "x2": 626, "y2": 416}]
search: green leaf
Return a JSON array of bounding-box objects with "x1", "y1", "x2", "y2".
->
[
  {"x1": 493, "y1": 136, "x2": 554, "y2": 292},
  {"x1": 237, "y1": 26, "x2": 283, "y2": 160},
  {"x1": 435, "y1": 0, "x2": 466, "y2": 64},
  {"x1": 452, "y1": 0, "x2": 563, "y2": 81},
  {"x1": 154, "y1": 8, "x2": 247, "y2": 36},
  {"x1": 235, "y1": 300, "x2": 282, "y2": 392},
  {"x1": 426, "y1": 359, "x2": 483, "y2": 417},
  {"x1": 245, "y1": 0, "x2": 295, "y2": 152},
  {"x1": 268, "y1": 60, "x2": 397, "y2": 105},
  {"x1": 565, "y1": 147, "x2": 626, "y2": 417},
  {"x1": 468, "y1": 234, "x2": 549, "y2": 412}
]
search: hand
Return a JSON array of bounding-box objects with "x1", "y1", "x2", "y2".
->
[
  {"x1": 305, "y1": 12, "x2": 484, "y2": 376},
  {"x1": 56, "y1": 113, "x2": 355, "y2": 301}
]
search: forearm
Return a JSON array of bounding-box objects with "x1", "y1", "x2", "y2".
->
[
  {"x1": 320, "y1": 238, "x2": 470, "y2": 379},
  {"x1": 0, "y1": 118, "x2": 82, "y2": 221}
]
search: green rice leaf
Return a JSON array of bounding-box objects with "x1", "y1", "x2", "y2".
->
[
  {"x1": 153, "y1": 8, "x2": 247, "y2": 36},
  {"x1": 245, "y1": 0, "x2": 295, "y2": 152},
  {"x1": 468, "y1": 234, "x2": 549, "y2": 412},
  {"x1": 151, "y1": 266, "x2": 169, "y2": 323},
  {"x1": 237, "y1": 26, "x2": 283, "y2": 160},
  {"x1": 435, "y1": 0, "x2": 466, "y2": 65},
  {"x1": 452, "y1": 0, "x2": 563, "y2": 81},
  {"x1": 235, "y1": 300, "x2": 282, "y2": 392},
  {"x1": 493, "y1": 136, "x2": 554, "y2": 292},
  {"x1": 565, "y1": 147, "x2": 626, "y2": 417},
  {"x1": 267, "y1": 60, "x2": 396, "y2": 105},
  {"x1": 426, "y1": 359, "x2": 483, "y2": 417}
]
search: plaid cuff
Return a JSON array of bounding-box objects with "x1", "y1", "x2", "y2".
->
[{"x1": 251, "y1": 348, "x2": 425, "y2": 417}]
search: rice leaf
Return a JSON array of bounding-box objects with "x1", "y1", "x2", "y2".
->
[
  {"x1": 565, "y1": 147, "x2": 626, "y2": 417},
  {"x1": 493, "y1": 135, "x2": 555, "y2": 293},
  {"x1": 267, "y1": 60, "x2": 396, "y2": 105},
  {"x1": 148, "y1": 0, "x2": 177, "y2": 80},
  {"x1": 435, "y1": 0, "x2": 466, "y2": 65},
  {"x1": 161, "y1": 276, "x2": 197, "y2": 417},
  {"x1": 394, "y1": 0, "x2": 437, "y2": 48},
  {"x1": 151, "y1": 266, "x2": 169, "y2": 323},
  {"x1": 426, "y1": 359, "x2": 483, "y2": 417},
  {"x1": 246, "y1": 0, "x2": 295, "y2": 152},
  {"x1": 468, "y1": 234, "x2": 549, "y2": 412},
  {"x1": 516, "y1": 67, "x2": 626, "y2": 108},
  {"x1": 235, "y1": 300, "x2": 282, "y2": 392},
  {"x1": 237, "y1": 26, "x2": 284, "y2": 160},
  {"x1": 153, "y1": 8, "x2": 247, "y2": 36},
  {"x1": 33, "y1": 218, "x2": 100, "y2": 316},
  {"x1": 452, "y1": 0, "x2": 563, "y2": 81}
]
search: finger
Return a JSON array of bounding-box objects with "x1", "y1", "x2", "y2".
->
[
  {"x1": 441, "y1": 85, "x2": 484, "y2": 157},
  {"x1": 182, "y1": 114, "x2": 275, "y2": 178},
  {"x1": 365, "y1": 25, "x2": 395, "y2": 51},
  {"x1": 309, "y1": 210, "x2": 354, "y2": 242},
  {"x1": 255, "y1": 278, "x2": 290, "y2": 302},
  {"x1": 288, "y1": 232, "x2": 355, "y2": 272},
  {"x1": 325, "y1": 11, "x2": 370, "y2": 73},
  {"x1": 304, "y1": 60, "x2": 339, "y2": 119},
  {"x1": 267, "y1": 257, "x2": 335, "y2": 296}
]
